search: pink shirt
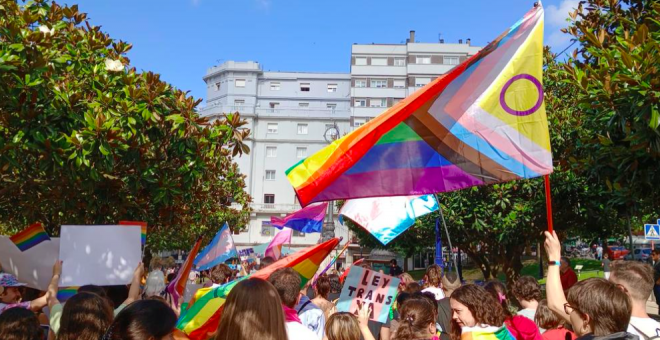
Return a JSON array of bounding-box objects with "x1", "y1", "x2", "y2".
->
[{"x1": 505, "y1": 315, "x2": 543, "y2": 340}]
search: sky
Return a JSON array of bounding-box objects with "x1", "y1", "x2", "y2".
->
[{"x1": 68, "y1": 0, "x2": 581, "y2": 103}]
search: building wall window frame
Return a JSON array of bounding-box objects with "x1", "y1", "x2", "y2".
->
[
  {"x1": 265, "y1": 170, "x2": 276, "y2": 180},
  {"x1": 297, "y1": 123, "x2": 308, "y2": 135},
  {"x1": 394, "y1": 58, "x2": 406, "y2": 66},
  {"x1": 354, "y1": 99, "x2": 367, "y2": 107},
  {"x1": 355, "y1": 79, "x2": 367, "y2": 88},
  {"x1": 371, "y1": 57, "x2": 387, "y2": 66},
  {"x1": 215, "y1": 82, "x2": 221, "y2": 91},
  {"x1": 300, "y1": 83, "x2": 311, "y2": 92},
  {"x1": 415, "y1": 56, "x2": 431, "y2": 64},
  {"x1": 444, "y1": 56, "x2": 460, "y2": 65},
  {"x1": 370, "y1": 79, "x2": 388, "y2": 88},
  {"x1": 355, "y1": 57, "x2": 367, "y2": 66},
  {"x1": 266, "y1": 146, "x2": 277, "y2": 157},
  {"x1": 415, "y1": 77, "x2": 432, "y2": 87},
  {"x1": 267, "y1": 123, "x2": 278, "y2": 134},
  {"x1": 299, "y1": 102, "x2": 310, "y2": 107},
  {"x1": 264, "y1": 194, "x2": 275, "y2": 204},
  {"x1": 327, "y1": 84, "x2": 338, "y2": 92},
  {"x1": 370, "y1": 98, "x2": 386, "y2": 107},
  {"x1": 270, "y1": 82, "x2": 281, "y2": 91},
  {"x1": 354, "y1": 118, "x2": 366, "y2": 127},
  {"x1": 296, "y1": 147, "x2": 307, "y2": 158},
  {"x1": 235, "y1": 79, "x2": 246, "y2": 87},
  {"x1": 261, "y1": 221, "x2": 274, "y2": 236},
  {"x1": 393, "y1": 79, "x2": 406, "y2": 88}
]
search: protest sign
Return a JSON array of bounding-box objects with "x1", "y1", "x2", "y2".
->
[
  {"x1": 336, "y1": 267, "x2": 400, "y2": 323},
  {"x1": 0, "y1": 236, "x2": 60, "y2": 290},
  {"x1": 59, "y1": 225, "x2": 141, "y2": 286}
]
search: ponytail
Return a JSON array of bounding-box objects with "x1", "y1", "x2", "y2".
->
[{"x1": 393, "y1": 298, "x2": 436, "y2": 340}]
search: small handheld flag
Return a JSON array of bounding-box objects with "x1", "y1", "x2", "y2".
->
[{"x1": 10, "y1": 223, "x2": 50, "y2": 252}]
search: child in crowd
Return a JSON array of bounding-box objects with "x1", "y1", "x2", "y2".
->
[
  {"x1": 422, "y1": 264, "x2": 445, "y2": 300},
  {"x1": 449, "y1": 284, "x2": 516, "y2": 340},
  {"x1": 511, "y1": 276, "x2": 542, "y2": 324},
  {"x1": 534, "y1": 299, "x2": 576, "y2": 340},
  {"x1": 484, "y1": 281, "x2": 542, "y2": 340}
]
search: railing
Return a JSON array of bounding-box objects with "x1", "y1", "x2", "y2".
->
[
  {"x1": 256, "y1": 107, "x2": 350, "y2": 117},
  {"x1": 251, "y1": 203, "x2": 339, "y2": 214}
]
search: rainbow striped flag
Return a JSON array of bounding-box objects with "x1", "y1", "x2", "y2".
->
[
  {"x1": 167, "y1": 237, "x2": 203, "y2": 306},
  {"x1": 56, "y1": 287, "x2": 79, "y2": 302},
  {"x1": 10, "y1": 223, "x2": 50, "y2": 252},
  {"x1": 176, "y1": 237, "x2": 339, "y2": 340},
  {"x1": 286, "y1": 4, "x2": 551, "y2": 207},
  {"x1": 460, "y1": 325, "x2": 516, "y2": 340},
  {"x1": 119, "y1": 221, "x2": 147, "y2": 246},
  {"x1": 271, "y1": 202, "x2": 328, "y2": 233}
]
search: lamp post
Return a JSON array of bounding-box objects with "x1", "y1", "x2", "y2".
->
[{"x1": 321, "y1": 123, "x2": 341, "y2": 243}]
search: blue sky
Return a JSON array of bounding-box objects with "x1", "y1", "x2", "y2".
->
[{"x1": 69, "y1": 0, "x2": 580, "y2": 102}]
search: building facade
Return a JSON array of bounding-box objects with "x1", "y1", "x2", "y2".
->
[{"x1": 200, "y1": 32, "x2": 482, "y2": 270}]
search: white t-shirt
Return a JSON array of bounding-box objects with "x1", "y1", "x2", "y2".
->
[
  {"x1": 422, "y1": 286, "x2": 446, "y2": 300},
  {"x1": 628, "y1": 316, "x2": 660, "y2": 339},
  {"x1": 286, "y1": 321, "x2": 318, "y2": 340}
]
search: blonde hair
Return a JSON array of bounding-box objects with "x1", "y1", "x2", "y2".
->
[{"x1": 325, "y1": 313, "x2": 361, "y2": 340}]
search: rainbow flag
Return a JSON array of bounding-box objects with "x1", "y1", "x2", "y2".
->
[
  {"x1": 56, "y1": 287, "x2": 79, "y2": 302},
  {"x1": 460, "y1": 325, "x2": 516, "y2": 340},
  {"x1": 177, "y1": 238, "x2": 340, "y2": 340},
  {"x1": 119, "y1": 221, "x2": 147, "y2": 246},
  {"x1": 168, "y1": 237, "x2": 203, "y2": 306},
  {"x1": 339, "y1": 195, "x2": 438, "y2": 245},
  {"x1": 271, "y1": 202, "x2": 328, "y2": 233},
  {"x1": 286, "y1": 4, "x2": 551, "y2": 207},
  {"x1": 10, "y1": 223, "x2": 50, "y2": 252}
]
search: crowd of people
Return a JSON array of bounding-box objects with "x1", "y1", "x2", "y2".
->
[{"x1": 0, "y1": 231, "x2": 659, "y2": 340}]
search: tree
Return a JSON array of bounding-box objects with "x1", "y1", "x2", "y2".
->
[
  {"x1": 562, "y1": 0, "x2": 660, "y2": 217},
  {"x1": 0, "y1": 0, "x2": 251, "y2": 251}
]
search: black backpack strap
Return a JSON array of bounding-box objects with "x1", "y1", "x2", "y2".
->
[
  {"x1": 297, "y1": 300, "x2": 312, "y2": 314},
  {"x1": 630, "y1": 322, "x2": 651, "y2": 340}
]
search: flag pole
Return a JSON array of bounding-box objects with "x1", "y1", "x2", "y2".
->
[
  {"x1": 543, "y1": 174, "x2": 554, "y2": 233},
  {"x1": 434, "y1": 194, "x2": 458, "y2": 276}
]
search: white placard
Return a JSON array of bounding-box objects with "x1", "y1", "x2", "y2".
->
[
  {"x1": 184, "y1": 283, "x2": 202, "y2": 304},
  {"x1": 59, "y1": 225, "x2": 141, "y2": 286},
  {"x1": 0, "y1": 236, "x2": 60, "y2": 290}
]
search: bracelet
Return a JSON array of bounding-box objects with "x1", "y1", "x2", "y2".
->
[{"x1": 548, "y1": 260, "x2": 560, "y2": 266}]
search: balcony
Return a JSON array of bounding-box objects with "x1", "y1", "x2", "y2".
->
[
  {"x1": 250, "y1": 203, "x2": 339, "y2": 214},
  {"x1": 255, "y1": 107, "x2": 350, "y2": 118}
]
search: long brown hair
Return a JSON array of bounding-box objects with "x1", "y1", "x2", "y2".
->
[
  {"x1": 58, "y1": 292, "x2": 114, "y2": 340},
  {"x1": 449, "y1": 284, "x2": 506, "y2": 340},
  {"x1": 423, "y1": 264, "x2": 443, "y2": 289},
  {"x1": 215, "y1": 278, "x2": 287, "y2": 340},
  {"x1": 325, "y1": 313, "x2": 360, "y2": 340},
  {"x1": 394, "y1": 297, "x2": 438, "y2": 340},
  {"x1": 0, "y1": 307, "x2": 42, "y2": 340}
]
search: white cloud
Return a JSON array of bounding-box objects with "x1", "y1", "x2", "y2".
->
[{"x1": 545, "y1": 0, "x2": 580, "y2": 27}]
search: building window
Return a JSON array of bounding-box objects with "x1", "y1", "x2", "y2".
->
[
  {"x1": 293, "y1": 230, "x2": 305, "y2": 237},
  {"x1": 355, "y1": 79, "x2": 367, "y2": 88},
  {"x1": 264, "y1": 194, "x2": 275, "y2": 204},
  {"x1": 266, "y1": 146, "x2": 277, "y2": 157},
  {"x1": 261, "y1": 221, "x2": 274, "y2": 236},
  {"x1": 354, "y1": 118, "x2": 366, "y2": 127},
  {"x1": 393, "y1": 98, "x2": 404, "y2": 105},
  {"x1": 416, "y1": 56, "x2": 431, "y2": 64},
  {"x1": 354, "y1": 99, "x2": 367, "y2": 107},
  {"x1": 299, "y1": 103, "x2": 309, "y2": 107},
  {"x1": 444, "y1": 56, "x2": 460, "y2": 65},
  {"x1": 269, "y1": 102, "x2": 280, "y2": 109},
  {"x1": 215, "y1": 82, "x2": 221, "y2": 91},
  {"x1": 370, "y1": 79, "x2": 388, "y2": 88},
  {"x1": 415, "y1": 77, "x2": 432, "y2": 87},
  {"x1": 327, "y1": 84, "x2": 338, "y2": 92},
  {"x1": 265, "y1": 170, "x2": 276, "y2": 180},
  {"x1": 370, "y1": 98, "x2": 386, "y2": 107},
  {"x1": 297, "y1": 124, "x2": 308, "y2": 135},
  {"x1": 393, "y1": 79, "x2": 406, "y2": 88},
  {"x1": 394, "y1": 58, "x2": 406, "y2": 66},
  {"x1": 234, "y1": 99, "x2": 245, "y2": 106},
  {"x1": 327, "y1": 103, "x2": 337, "y2": 110},
  {"x1": 267, "y1": 123, "x2": 278, "y2": 134},
  {"x1": 296, "y1": 147, "x2": 307, "y2": 158},
  {"x1": 270, "y1": 82, "x2": 281, "y2": 91},
  {"x1": 300, "y1": 83, "x2": 310, "y2": 92},
  {"x1": 371, "y1": 58, "x2": 387, "y2": 66},
  {"x1": 235, "y1": 79, "x2": 246, "y2": 87},
  {"x1": 355, "y1": 57, "x2": 367, "y2": 66}
]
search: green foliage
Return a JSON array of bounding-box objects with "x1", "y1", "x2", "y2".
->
[
  {"x1": 562, "y1": 0, "x2": 660, "y2": 213},
  {"x1": 0, "y1": 0, "x2": 252, "y2": 250}
]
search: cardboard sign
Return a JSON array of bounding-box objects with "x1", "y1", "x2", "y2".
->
[
  {"x1": 336, "y1": 267, "x2": 400, "y2": 323},
  {"x1": 0, "y1": 236, "x2": 60, "y2": 290},
  {"x1": 59, "y1": 225, "x2": 141, "y2": 286}
]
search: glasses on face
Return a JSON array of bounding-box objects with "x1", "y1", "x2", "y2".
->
[{"x1": 564, "y1": 302, "x2": 582, "y2": 316}]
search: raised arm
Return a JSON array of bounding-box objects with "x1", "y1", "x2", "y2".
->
[
  {"x1": 122, "y1": 262, "x2": 144, "y2": 306},
  {"x1": 357, "y1": 304, "x2": 376, "y2": 340},
  {"x1": 544, "y1": 231, "x2": 570, "y2": 322},
  {"x1": 31, "y1": 260, "x2": 62, "y2": 312}
]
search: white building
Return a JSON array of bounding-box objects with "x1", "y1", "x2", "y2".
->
[{"x1": 199, "y1": 32, "x2": 482, "y2": 271}]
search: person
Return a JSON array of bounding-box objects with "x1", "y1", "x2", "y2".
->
[
  {"x1": 511, "y1": 276, "x2": 542, "y2": 324},
  {"x1": 0, "y1": 307, "x2": 43, "y2": 340},
  {"x1": 57, "y1": 292, "x2": 114, "y2": 340},
  {"x1": 102, "y1": 299, "x2": 177, "y2": 340},
  {"x1": 393, "y1": 296, "x2": 438, "y2": 340},
  {"x1": 295, "y1": 281, "x2": 325, "y2": 340},
  {"x1": 398, "y1": 273, "x2": 415, "y2": 293},
  {"x1": 544, "y1": 230, "x2": 635, "y2": 340},
  {"x1": 311, "y1": 275, "x2": 335, "y2": 320},
  {"x1": 390, "y1": 260, "x2": 403, "y2": 277},
  {"x1": 484, "y1": 281, "x2": 542, "y2": 340},
  {"x1": 0, "y1": 260, "x2": 61, "y2": 314},
  {"x1": 534, "y1": 300, "x2": 576, "y2": 340},
  {"x1": 559, "y1": 257, "x2": 578, "y2": 293},
  {"x1": 260, "y1": 256, "x2": 276, "y2": 270},
  {"x1": 325, "y1": 305, "x2": 375, "y2": 340},
  {"x1": 215, "y1": 278, "x2": 287, "y2": 340},
  {"x1": 437, "y1": 272, "x2": 461, "y2": 340},
  {"x1": 204, "y1": 264, "x2": 234, "y2": 288},
  {"x1": 601, "y1": 253, "x2": 611, "y2": 280},
  {"x1": 268, "y1": 268, "x2": 318, "y2": 340},
  {"x1": 49, "y1": 263, "x2": 143, "y2": 336},
  {"x1": 449, "y1": 284, "x2": 515, "y2": 340},
  {"x1": 143, "y1": 269, "x2": 165, "y2": 298},
  {"x1": 597, "y1": 245, "x2": 603, "y2": 261},
  {"x1": 651, "y1": 250, "x2": 660, "y2": 314},
  {"x1": 609, "y1": 260, "x2": 660, "y2": 338},
  {"x1": 327, "y1": 274, "x2": 342, "y2": 302},
  {"x1": 390, "y1": 292, "x2": 413, "y2": 336},
  {"x1": 404, "y1": 282, "x2": 422, "y2": 294},
  {"x1": 422, "y1": 264, "x2": 445, "y2": 300}
]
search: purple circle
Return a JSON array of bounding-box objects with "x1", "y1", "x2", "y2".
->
[{"x1": 499, "y1": 74, "x2": 544, "y2": 116}]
